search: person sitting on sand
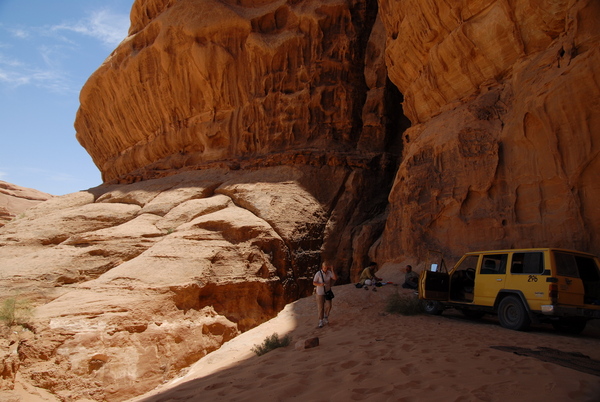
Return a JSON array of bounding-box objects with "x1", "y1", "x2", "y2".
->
[
  {"x1": 402, "y1": 265, "x2": 419, "y2": 289},
  {"x1": 358, "y1": 263, "x2": 381, "y2": 287}
]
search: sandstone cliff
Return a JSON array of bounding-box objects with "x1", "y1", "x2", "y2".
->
[
  {"x1": 1, "y1": 0, "x2": 599, "y2": 400},
  {"x1": 75, "y1": 0, "x2": 600, "y2": 264},
  {"x1": 377, "y1": 0, "x2": 600, "y2": 264},
  {"x1": 0, "y1": 161, "x2": 390, "y2": 400}
]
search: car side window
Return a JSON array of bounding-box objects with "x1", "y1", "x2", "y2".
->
[
  {"x1": 480, "y1": 254, "x2": 507, "y2": 274},
  {"x1": 511, "y1": 252, "x2": 544, "y2": 274},
  {"x1": 554, "y1": 251, "x2": 600, "y2": 280},
  {"x1": 554, "y1": 252, "x2": 579, "y2": 278}
]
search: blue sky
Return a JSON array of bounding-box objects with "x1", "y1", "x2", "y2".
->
[{"x1": 0, "y1": 0, "x2": 133, "y2": 195}]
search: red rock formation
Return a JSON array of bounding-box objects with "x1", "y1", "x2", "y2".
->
[
  {"x1": 74, "y1": 0, "x2": 600, "y2": 264},
  {"x1": 0, "y1": 164, "x2": 388, "y2": 400},
  {"x1": 376, "y1": 0, "x2": 600, "y2": 263},
  {"x1": 75, "y1": 0, "x2": 389, "y2": 183}
]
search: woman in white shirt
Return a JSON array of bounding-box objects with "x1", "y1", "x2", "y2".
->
[{"x1": 313, "y1": 262, "x2": 338, "y2": 328}]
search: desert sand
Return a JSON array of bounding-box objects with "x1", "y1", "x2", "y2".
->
[{"x1": 132, "y1": 263, "x2": 600, "y2": 402}]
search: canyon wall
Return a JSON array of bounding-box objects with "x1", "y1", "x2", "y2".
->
[
  {"x1": 75, "y1": 0, "x2": 600, "y2": 266},
  {"x1": 376, "y1": 0, "x2": 600, "y2": 264},
  {"x1": 75, "y1": 0, "x2": 399, "y2": 183}
]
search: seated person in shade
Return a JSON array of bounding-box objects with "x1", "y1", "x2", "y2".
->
[
  {"x1": 402, "y1": 265, "x2": 419, "y2": 289},
  {"x1": 359, "y1": 263, "x2": 381, "y2": 286}
]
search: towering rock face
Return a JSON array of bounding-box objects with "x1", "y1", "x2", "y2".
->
[
  {"x1": 74, "y1": 0, "x2": 600, "y2": 266},
  {"x1": 75, "y1": 0, "x2": 404, "y2": 282},
  {"x1": 75, "y1": 0, "x2": 397, "y2": 183},
  {"x1": 376, "y1": 0, "x2": 600, "y2": 263}
]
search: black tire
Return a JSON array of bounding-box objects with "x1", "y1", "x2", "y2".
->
[
  {"x1": 497, "y1": 295, "x2": 531, "y2": 331},
  {"x1": 461, "y1": 309, "x2": 486, "y2": 319},
  {"x1": 422, "y1": 300, "x2": 443, "y2": 315},
  {"x1": 551, "y1": 318, "x2": 587, "y2": 334}
]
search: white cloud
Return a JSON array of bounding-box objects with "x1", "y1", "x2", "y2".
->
[
  {"x1": 52, "y1": 9, "x2": 129, "y2": 49},
  {"x1": 7, "y1": 27, "x2": 30, "y2": 39},
  {"x1": 0, "y1": 53, "x2": 23, "y2": 68},
  {"x1": 0, "y1": 62, "x2": 73, "y2": 93},
  {"x1": 0, "y1": 7, "x2": 129, "y2": 93}
]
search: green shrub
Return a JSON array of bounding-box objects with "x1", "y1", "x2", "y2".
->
[
  {"x1": 0, "y1": 297, "x2": 33, "y2": 327},
  {"x1": 385, "y1": 292, "x2": 424, "y2": 316},
  {"x1": 251, "y1": 333, "x2": 291, "y2": 356}
]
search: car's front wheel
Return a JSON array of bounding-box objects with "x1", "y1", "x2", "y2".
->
[
  {"x1": 497, "y1": 295, "x2": 531, "y2": 331},
  {"x1": 422, "y1": 300, "x2": 443, "y2": 315}
]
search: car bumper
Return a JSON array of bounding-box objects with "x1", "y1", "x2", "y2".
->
[{"x1": 541, "y1": 304, "x2": 600, "y2": 318}]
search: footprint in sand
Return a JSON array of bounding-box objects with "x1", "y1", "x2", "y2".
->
[
  {"x1": 340, "y1": 360, "x2": 359, "y2": 369},
  {"x1": 401, "y1": 343, "x2": 415, "y2": 352},
  {"x1": 266, "y1": 372, "x2": 288, "y2": 380},
  {"x1": 400, "y1": 363, "x2": 418, "y2": 375},
  {"x1": 204, "y1": 382, "x2": 229, "y2": 391}
]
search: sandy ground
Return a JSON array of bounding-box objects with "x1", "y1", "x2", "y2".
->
[{"x1": 132, "y1": 263, "x2": 600, "y2": 402}]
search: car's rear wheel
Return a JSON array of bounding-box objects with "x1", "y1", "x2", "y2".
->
[
  {"x1": 497, "y1": 295, "x2": 531, "y2": 331},
  {"x1": 422, "y1": 300, "x2": 443, "y2": 315}
]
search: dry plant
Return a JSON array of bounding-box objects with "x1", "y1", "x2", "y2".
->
[
  {"x1": 385, "y1": 292, "x2": 424, "y2": 316},
  {"x1": 251, "y1": 333, "x2": 291, "y2": 356},
  {"x1": 0, "y1": 297, "x2": 33, "y2": 327}
]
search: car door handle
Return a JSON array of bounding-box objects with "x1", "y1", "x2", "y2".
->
[{"x1": 496, "y1": 279, "x2": 503, "y2": 282}]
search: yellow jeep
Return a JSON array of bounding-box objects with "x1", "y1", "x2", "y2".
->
[{"x1": 419, "y1": 248, "x2": 600, "y2": 332}]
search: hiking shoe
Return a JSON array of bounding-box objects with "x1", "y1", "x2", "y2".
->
[
  {"x1": 323, "y1": 317, "x2": 329, "y2": 325},
  {"x1": 318, "y1": 320, "x2": 324, "y2": 328}
]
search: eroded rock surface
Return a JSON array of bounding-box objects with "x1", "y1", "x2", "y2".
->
[
  {"x1": 74, "y1": 0, "x2": 600, "y2": 265},
  {"x1": 0, "y1": 181, "x2": 53, "y2": 228},
  {"x1": 376, "y1": 0, "x2": 600, "y2": 262},
  {"x1": 0, "y1": 161, "x2": 388, "y2": 400},
  {"x1": 75, "y1": 0, "x2": 392, "y2": 183}
]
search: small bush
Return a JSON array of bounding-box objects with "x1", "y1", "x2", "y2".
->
[
  {"x1": 0, "y1": 297, "x2": 33, "y2": 327},
  {"x1": 385, "y1": 292, "x2": 424, "y2": 316},
  {"x1": 251, "y1": 333, "x2": 291, "y2": 356}
]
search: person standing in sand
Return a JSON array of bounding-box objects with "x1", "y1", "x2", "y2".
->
[{"x1": 313, "y1": 262, "x2": 338, "y2": 328}]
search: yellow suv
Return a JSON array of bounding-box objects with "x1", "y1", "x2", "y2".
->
[{"x1": 419, "y1": 248, "x2": 600, "y2": 332}]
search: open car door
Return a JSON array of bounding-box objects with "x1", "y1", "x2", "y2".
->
[{"x1": 419, "y1": 270, "x2": 450, "y2": 301}]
